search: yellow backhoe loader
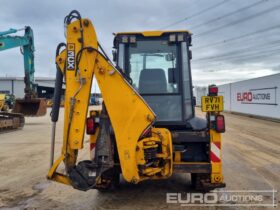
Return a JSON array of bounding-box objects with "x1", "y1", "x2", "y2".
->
[
  {"x1": 48, "y1": 10, "x2": 226, "y2": 191},
  {"x1": 0, "y1": 94, "x2": 9, "y2": 112},
  {"x1": 0, "y1": 93, "x2": 24, "y2": 131}
]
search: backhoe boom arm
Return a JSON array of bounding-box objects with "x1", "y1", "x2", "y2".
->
[{"x1": 48, "y1": 13, "x2": 173, "y2": 189}]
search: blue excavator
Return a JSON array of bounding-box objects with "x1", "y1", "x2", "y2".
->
[
  {"x1": 0, "y1": 26, "x2": 46, "y2": 131},
  {"x1": 0, "y1": 26, "x2": 47, "y2": 118}
]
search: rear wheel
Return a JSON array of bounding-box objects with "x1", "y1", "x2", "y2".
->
[{"x1": 191, "y1": 173, "x2": 211, "y2": 192}]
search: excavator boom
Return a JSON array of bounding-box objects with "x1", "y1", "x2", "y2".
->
[{"x1": 0, "y1": 26, "x2": 46, "y2": 117}]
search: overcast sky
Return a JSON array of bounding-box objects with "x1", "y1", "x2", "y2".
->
[{"x1": 0, "y1": 0, "x2": 279, "y2": 88}]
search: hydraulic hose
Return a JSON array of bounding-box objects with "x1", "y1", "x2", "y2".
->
[
  {"x1": 50, "y1": 43, "x2": 66, "y2": 168},
  {"x1": 51, "y1": 43, "x2": 66, "y2": 122}
]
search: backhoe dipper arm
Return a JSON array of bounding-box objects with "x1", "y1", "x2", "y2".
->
[{"x1": 48, "y1": 13, "x2": 172, "y2": 188}]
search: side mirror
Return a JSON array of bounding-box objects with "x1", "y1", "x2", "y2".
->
[
  {"x1": 187, "y1": 36, "x2": 192, "y2": 46},
  {"x1": 188, "y1": 50, "x2": 192, "y2": 60},
  {"x1": 168, "y1": 68, "x2": 176, "y2": 83},
  {"x1": 193, "y1": 96, "x2": 196, "y2": 106},
  {"x1": 112, "y1": 50, "x2": 117, "y2": 62}
]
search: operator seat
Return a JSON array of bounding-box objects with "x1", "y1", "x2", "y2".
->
[{"x1": 138, "y1": 69, "x2": 167, "y2": 94}]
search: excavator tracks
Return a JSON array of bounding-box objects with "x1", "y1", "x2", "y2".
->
[{"x1": 0, "y1": 112, "x2": 25, "y2": 132}]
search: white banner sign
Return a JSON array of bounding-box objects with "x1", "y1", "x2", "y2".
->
[{"x1": 236, "y1": 87, "x2": 277, "y2": 105}]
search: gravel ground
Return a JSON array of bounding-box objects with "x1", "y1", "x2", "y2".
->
[{"x1": 0, "y1": 107, "x2": 279, "y2": 210}]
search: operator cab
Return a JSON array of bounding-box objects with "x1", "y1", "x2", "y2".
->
[{"x1": 113, "y1": 31, "x2": 194, "y2": 128}]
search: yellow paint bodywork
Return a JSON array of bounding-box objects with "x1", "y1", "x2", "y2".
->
[
  {"x1": 0, "y1": 94, "x2": 5, "y2": 110},
  {"x1": 48, "y1": 18, "x2": 173, "y2": 185},
  {"x1": 0, "y1": 94, "x2": 8, "y2": 111},
  {"x1": 115, "y1": 30, "x2": 192, "y2": 37},
  {"x1": 47, "y1": 154, "x2": 71, "y2": 185},
  {"x1": 136, "y1": 128, "x2": 173, "y2": 181},
  {"x1": 210, "y1": 129, "x2": 224, "y2": 184},
  {"x1": 174, "y1": 151, "x2": 181, "y2": 162}
]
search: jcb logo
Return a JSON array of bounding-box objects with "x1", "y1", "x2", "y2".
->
[{"x1": 67, "y1": 43, "x2": 75, "y2": 70}]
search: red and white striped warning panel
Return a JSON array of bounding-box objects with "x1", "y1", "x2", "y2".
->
[
  {"x1": 90, "y1": 143, "x2": 96, "y2": 160},
  {"x1": 210, "y1": 142, "x2": 221, "y2": 162}
]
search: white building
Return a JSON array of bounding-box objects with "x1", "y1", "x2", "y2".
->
[
  {"x1": 0, "y1": 77, "x2": 55, "y2": 98},
  {"x1": 194, "y1": 73, "x2": 280, "y2": 120}
]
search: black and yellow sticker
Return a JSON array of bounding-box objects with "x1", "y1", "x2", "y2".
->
[{"x1": 201, "y1": 96, "x2": 224, "y2": 112}]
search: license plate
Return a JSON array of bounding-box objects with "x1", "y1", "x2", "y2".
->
[{"x1": 201, "y1": 96, "x2": 224, "y2": 112}]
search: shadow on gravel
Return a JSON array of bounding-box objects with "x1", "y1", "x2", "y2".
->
[{"x1": 93, "y1": 174, "x2": 199, "y2": 209}]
